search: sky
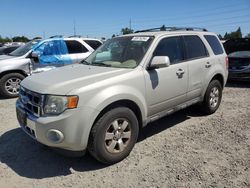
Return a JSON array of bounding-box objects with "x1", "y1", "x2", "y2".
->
[{"x1": 0, "y1": 0, "x2": 250, "y2": 39}]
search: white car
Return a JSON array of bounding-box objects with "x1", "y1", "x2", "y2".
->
[{"x1": 0, "y1": 37, "x2": 102, "y2": 97}]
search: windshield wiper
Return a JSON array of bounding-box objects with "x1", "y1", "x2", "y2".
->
[
  {"x1": 81, "y1": 60, "x2": 90, "y2": 65},
  {"x1": 91, "y1": 62, "x2": 111, "y2": 67}
]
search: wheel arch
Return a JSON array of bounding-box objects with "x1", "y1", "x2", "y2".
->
[
  {"x1": 93, "y1": 99, "x2": 143, "y2": 130},
  {"x1": 0, "y1": 70, "x2": 28, "y2": 79}
]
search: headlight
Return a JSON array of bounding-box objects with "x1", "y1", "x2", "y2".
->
[{"x1": 44, "y1": 95, "x2": 78, "y2": 115}]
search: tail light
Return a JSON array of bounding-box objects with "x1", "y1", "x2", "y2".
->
[{"x1": 225, "y1": 56, "x2": 229, "y2": 70}]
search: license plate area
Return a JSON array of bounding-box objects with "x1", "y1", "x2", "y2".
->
[{"x1": 16, "y1": 108, "x2": 36, "y2": 138}]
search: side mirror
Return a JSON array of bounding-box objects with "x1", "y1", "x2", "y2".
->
[
  {"x1": 148, "y1": 56, "x2": 170, "y2": 70},
  {"x1": 31, "y1": 51, "x2": 39, "y2": 58}
]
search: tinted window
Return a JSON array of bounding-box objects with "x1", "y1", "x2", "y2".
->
[
  {"x1": 153, "y1": 36, "x2": 184, "y2": 64},
  {"x1": 204, "y1": 35, "x2": 224, "y2": 55},
  {"x1": 183, "y1": 35, "x2": 208, "y2": 59},
  {"x1": 65, "y1": 40, "x2": 88, "y2": 54},
  {"x1": 84, "y1": 40, "x2": 102, "y2": 50},
  {"x1": 4, "y1": 46, "x2": 19, "y2": 54}
]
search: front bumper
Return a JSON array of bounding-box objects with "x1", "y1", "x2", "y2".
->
[{"x1": 16, "y1": 99, "x2": 99, "y2": 151}]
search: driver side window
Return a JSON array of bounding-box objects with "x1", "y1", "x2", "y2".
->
[{"x1": 153, "y1": 36, "x2": 184, "y2": 64}]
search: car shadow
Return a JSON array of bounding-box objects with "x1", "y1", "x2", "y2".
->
[
  {"x1": 138, "y1": 106, "x2": 204, "y2": 142},
  {"x1": 0, "y1": 128, "x2": 108, "y2": 179},
  {"x1": 226, "y1": 80, "x2": 250, "y2": 88},
  {"x1": 0, "y1": 107, "x2": 202, "y2": 179}
]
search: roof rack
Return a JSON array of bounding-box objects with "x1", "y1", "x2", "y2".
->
[
  {"x1": 68, "y1": 35, "x2": 82, "y2": 38},
  {"x1": 49, "y1": 35, "x2": 65, "y2": 38},
  {"x1": 135, "y1": 26, "x2": 208, "y2": 33}
]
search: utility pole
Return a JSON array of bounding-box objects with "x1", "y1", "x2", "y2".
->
[
  {"x1": 129, "y1": 18, "x2": 131, "y2": 30},
  {"x1": 73, "y1": 20, "x2": 76, "y2": 36}
]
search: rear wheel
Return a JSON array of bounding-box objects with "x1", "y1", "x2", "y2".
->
[
  {"x1": 202, "y1": 80, "x2": 222, "y2": 114},
  {"x1": 0, "y1": 73, "x2": 25, "y2": 98},
  {"x1": 88, "y1": 107, "x2": 139, "y2": 164}
]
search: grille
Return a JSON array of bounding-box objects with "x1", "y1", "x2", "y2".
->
[{"x1": 19, "y1": 87, "x2": 43, "y2": 117}]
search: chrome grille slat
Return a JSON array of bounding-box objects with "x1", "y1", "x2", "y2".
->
[{"x1": 19, "y1": 87, "x2": 42, "y2": 117}]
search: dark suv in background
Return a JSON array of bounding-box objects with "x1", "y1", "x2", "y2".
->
[{"x1": 223, "y1": 38, "x2": 250, "y2": 81}]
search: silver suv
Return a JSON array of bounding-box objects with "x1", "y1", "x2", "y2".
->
[{"x1": 16, "y1": 27, "x2": 228, "y2": 164}]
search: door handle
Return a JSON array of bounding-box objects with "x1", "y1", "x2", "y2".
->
[
  {"x1": 176, "y1": 69, "x2": 185, "y2": 77},
  {"x1": 205, "y1": 62, "x2": 211, "y2": 68}
]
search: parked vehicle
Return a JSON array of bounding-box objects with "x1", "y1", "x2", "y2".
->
[
  {"x1": 0, "y1": 37, "x2": 102, "y2": 97},
  {"x1": 16, "y1": 27, "x2": 228, "y2": 164},
  {"x1": 0, "y1": 45, "x2": 22, "y2": 55},
  {"x1": 223, "y1": 38, "x2": 250, "y2": 81}
]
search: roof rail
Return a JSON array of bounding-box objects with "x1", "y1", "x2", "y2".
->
[
  {"x1": 68, "y1": 35, "x2": 82, "y2": 38},
  {"x1": 49, "y1": 35, "x2": 65, "y2": 38},
  {"x1": 135, "y1": 26, "x2": 207, "y2": 33}
]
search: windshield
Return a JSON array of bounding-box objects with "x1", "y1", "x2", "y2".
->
[
  {"x1": 228, "y1": 51, "x2": 250, "y2": 58},
  {"x1": 9, "y1": 40, "x2": 40, "y2": 57},
  {"x1": 84, "y1": 36, "x2": 153, "y2": 68}
]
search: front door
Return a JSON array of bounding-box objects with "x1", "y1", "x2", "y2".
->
[
  {"x1": 144, "y1": 36, "x2": 188, "y2": 117},
  {"x1": 31, "y1": 40, "x2": 69, "y2": 73}
]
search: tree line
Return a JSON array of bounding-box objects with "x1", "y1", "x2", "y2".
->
[
  {"x1": 1, "y1": 26, "x2": 248, "y2": 43},
  {"x1": 119, "y1": 25, "x2": 249, "y2": 40},
  {"x1": 0, "y1": 35, "x2": 30, "y2": 43}
]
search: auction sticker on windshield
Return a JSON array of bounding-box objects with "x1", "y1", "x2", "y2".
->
[{"x1": 131, "y1": 37, "x2": 150, "y2": 41}]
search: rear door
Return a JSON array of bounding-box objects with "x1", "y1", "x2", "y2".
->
[
  {"x1": 144, "y1": 36, "x2": 188, "y2": 116},
  {"x1": 65, "y1": 40, "x2": 90, "y2": 63},
  {"x1": 182, "y1": 35, "x2": 210, "y2": 100}
]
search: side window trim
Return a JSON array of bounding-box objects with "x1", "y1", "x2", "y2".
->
[{"x1": 182, "y1": 35, "x2": 209, "y2": 61}]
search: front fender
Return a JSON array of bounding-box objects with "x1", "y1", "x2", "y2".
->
[{"x1": 85, "y1": 85, "x2": 147, "y2": 122}]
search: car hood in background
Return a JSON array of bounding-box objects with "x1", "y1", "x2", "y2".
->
[{"x1": 0, "y1": 55, "x2": 23, "y2": 61}]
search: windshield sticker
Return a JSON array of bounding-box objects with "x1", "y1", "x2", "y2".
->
[{"x1": 132, "y1": 37, "x2": 149, "y2": 42}]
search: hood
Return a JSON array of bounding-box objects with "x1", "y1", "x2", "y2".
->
[
  {"x1": 0, "y1": 55, "x2": 16, "y2": 60},
  {"x1": 0, "y1": 54, "x2": 24, "y2": 61},
  {"x1": 223, "y1": 38, "x2": 250, "y2": 55},
  {"x1": 21, "y1": 64, "x2": 132, "y2": 95}
]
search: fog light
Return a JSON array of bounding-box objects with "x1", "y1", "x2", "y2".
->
[{"x1": 46, "y1": 129, "x2": 64, "y2": 143}]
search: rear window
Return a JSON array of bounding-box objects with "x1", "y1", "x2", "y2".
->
[
  {"x1": 204, "y1": 35, "x2": 224, "y2": 55},
  {"x1": 65, "y1": 40, "x2": 88, "y2": 54},
  {"x1": 183, "y1": 35, "x2": 208, "y2": 60},
  {"x1": 84, "y1": 40, "x2": 102, "y2": 50}
]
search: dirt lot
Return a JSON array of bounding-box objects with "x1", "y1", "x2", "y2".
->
[{"x1": 0, "y1": 82, "x2": 249, "y2": 188}]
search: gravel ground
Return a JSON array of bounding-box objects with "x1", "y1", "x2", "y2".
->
[{"x1": 0, "y1": 82, "x2": 249, "y2": 188}]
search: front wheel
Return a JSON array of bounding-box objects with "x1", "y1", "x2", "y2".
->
[
  {"x1": 88, "y1": 107, "x2": 139, "y2": 164},
  {"x1": 0, "y1": 73, "x2": 25, "y2": 98},
  {"x1": 202, "y1": 80, "x2": 222, "y2": 114}
]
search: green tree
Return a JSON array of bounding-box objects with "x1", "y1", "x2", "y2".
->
[
  {"x1": 224, "y1": 32, "x2": 229, "y2": 40},
  {"x1": 160, "y1": 25, "x2": 166, "y2": 31},
  {"x1": 0, "y1": 36, "x2": 12, "y2": 43},
  {"x1": 224, "y1": 27, "x2": 242, "y2": 39},
  {"x1": 12, "y1": 36, "x2": 29, "y2": 42},
  {"x1": 121, "y1": 27, "x2": 134, "y2": 35},
  {"x1": 218, "y1": 34, "x2": 223, "y2": 40}
]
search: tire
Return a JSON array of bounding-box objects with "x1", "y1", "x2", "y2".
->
[
  {"x1": 0, "y1": 73, "x2": 25, "y2": 98},
  {"x1": 88, "y1": 107, "x2": 139, "y2": 164},
  {"x1": 201, "y1": 80, "x2": 222, "y2": 114}
]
